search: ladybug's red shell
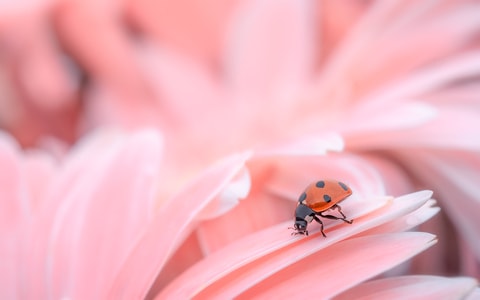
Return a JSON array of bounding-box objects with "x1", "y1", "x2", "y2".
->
[{"x1": 298, "y1": 180, "x2": 352, "y2": 212}]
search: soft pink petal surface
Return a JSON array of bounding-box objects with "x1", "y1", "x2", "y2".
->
[
  {"x1": 22, "y1": 129, "x2": 162, "y2": 299},
  {"x1": 0, "y1": 133, "x2": 29, "y2": 232},
  {"x1": 195, "y1": 152, "x2": 387, "y2": 254},
  {"x1": 466, "y1": 288, "x2": 480, "y2": 300},
  {"x1": 264, "y1": 154, "x2": 387, "y2": 201},
  {"x1": 108, "y1": 151, "x2": 251, "y2": 299},
  {"x1": 0, "y1": 0, "x2": 55, "y2": 19},
  {"x1": 158, "y1": 190, "x2": 434, "y2": 299},
  {"x1": 22, "y1": 150, "x2": 57, "y2": 214},
  {"x1": 0, "y1": 133, "x2": 31, "y2": 299},
  {"x1": 126, "y1": 0, "x2": 239, "y2": 62},
  {"x1": 198, "y1": 165, "x2": 251, "y2": 220},
  {"x1": 225, "y1": 0, "x2": 314, "y2": 97},
  {"x1": 334, "y1": 275, "x2": 478, "y2": 300},
  {"x1": 236, "y1": 232, "x2": 436, "y2": 300},
  {"x1": 395, "y1": 150, "x2": 480, "y2": 261},
  {"x1": 362, "y1": 52, "x2": 480, "y2": 107}
]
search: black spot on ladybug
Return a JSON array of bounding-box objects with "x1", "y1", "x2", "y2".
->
[
  {"x1": 338, "y1": 182, "x2": 349, "y2": 191},
  {"x1": 316, "y1": 181, "x2": 325, "y2": 188},
  {"x1": 298, "y1": 192, "x2": 307, "y2": 202},
  {"x1": 323, "y1": 194, "x2": 332, "y2": 202}
]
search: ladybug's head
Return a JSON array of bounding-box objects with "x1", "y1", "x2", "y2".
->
[
  {"x1": 291, "y1": 203, "x2": 315, "y2": 236},
  {"x1": 293, "y1": 219, "x2": 308, "y2": 235}
]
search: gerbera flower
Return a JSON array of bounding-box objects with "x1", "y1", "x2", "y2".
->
[
  {"x1": 75, "y1": 0, "x2": 480, "y2": 278},
  {"x1": 1, "y1": 129, "x2": 478, "y2": 299},
  {"x1": 1, "y1": 0, "x2": 480, "y2": 298}
]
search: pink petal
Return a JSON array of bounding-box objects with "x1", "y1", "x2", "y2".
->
[
  {"x1": 198, "y1": 166, "x2": 251, "y2": 220},
  {"x1": 39, "y1": 129, "x2": 127, "y2": 212},
  {"x1": 358, "y1": 199, "x2": 439, "y2": 236},
  {"x1": 318, "y1": 0, "x2": 368, "y2": 59},
  {"x1": 225, "y1": 0, "x2": 314, "y2": 97},
  {"x1": 208, "y1": 233, "x2": 437, "y2": 299},
  {"x1": 195, "y1": 153, "x2": 387, "y2": 254},
  {"x1": 0, "y1": 133, "x2": 25, "y2": 299},
  {"x1": 334, "y1": 275, "x2": 478, "y2": 300},
  {"x1": 0, "y1": 235, "x2": 19, "y2": 299},
  {"x1": 363, "y1": 52, "x2": 480, "y2": 106},
  {"x1": 107, "y1": 151, "x2": 251, "y2": 299},
  {"x1": 126, "y1": 0, "x2": 239, "y2": 62},
  {"x1": 0, "y1": 132, "x2": 28, "y2": 231},
  {"x1": 345, "y1": 103, "x2": 480, "y2": 151},
  {"x1": 466, "y1": 288, "x2": 480, "y2": 300},
  {"x1": 0, "y1": 133, "x2": 54, "y2": 299},
  {"x1": 51, "y1": 130, "x2": 162, "y2": 299},
  {"x1": 23, "y1": 130, "x2": 162, "y2": 299},
  {"x1": 145, "y1": 232, "x2": 205, "y2": 298},
  {"x1": 194, "y1": 186, "x2": 293, "y2": 255},
  {"x1": 158, "y1": 191, "x2": 432, "y2": 299},
  {"x1": 0, "y1": 0, "x2": 53, "y2": 17},
  {"x1": 360, "y1": 154, "x2": 414, "y2": 196},
  {"x1": 84, "y1": 84, "x2": 162, "y2": 130},
  {"x1": 395, "y1": 150, "x2": 480, "y2": 260},
  {"x1": 428, "y1": 83, "x2": 480, "y2": 107},
  {"x1": 22, "y1": 150, "x2": 57, "y2": 213},
  {"x1": 255, "y1": 132, "x2": 344, "y2": 156},
  {"x1": 347, "y1": 3, "x2": 480, "y2": 93},
  {"x1": 264, "y1": 154, "x2": 387, "y2": 201},
  {"x1": 54, "y1": 1, "x2": 151, "y2": 105},
  {"x1": 344, "y1": 190, "x2": 434, "y2": 237},
  {"x1": 13, "y1": 19, "x2": 76, "y2": 111},
  {"x1": 315, "y1": 2, "x2": 479, "y2": 106},
  {"x1": 138, "y1": 44, "x2": 227, "y2": 127},
  {"x1": 343, "y1": 101, "x2": 436, "y2": 132},
  {"x1": 394, "y1": 105, "x2": 480, "y2": 150},
  {"x1": 313, "y1": 1, "x2": 410, "y2": 104}
]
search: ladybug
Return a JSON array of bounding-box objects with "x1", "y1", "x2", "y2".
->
[{"x1": 291, "y1": 180, "x2": 353, "y2": 237}]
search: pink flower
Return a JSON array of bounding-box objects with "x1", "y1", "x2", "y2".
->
[
  {"x1": 0, "y1": 130, "x2": 162, "y2": 298},
  {"x1": 77, "y1": 0, "x2": 480, "y2": 279},
  {"x1": 1, "y1": 0, "x2": 480, "y2": 298},
  {"x1": 1, "y1": 129, "x2": 478, "y2": 299}
]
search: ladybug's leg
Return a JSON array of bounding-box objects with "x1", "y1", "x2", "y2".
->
[
  {"x1": 319, "y1": 204, "x2": 353, "y2": 224},
  {"x1": 334, "y1": 204, "x2": 353, "y2": 224},
  {"x1": 312, "y1": 215, "x2": 327, "y2": 237}
]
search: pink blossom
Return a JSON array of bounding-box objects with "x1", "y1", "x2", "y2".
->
[
  {"x1": 1, "y1": 129, "x2": 478, "y2": 298},
  {"x1": 88, "y1": 0, "x2": 480, "y2": 278},
  {"x1": 1, "y1": 0, "x2": 480, "y2": 298},
  {"x1": 0, "y1": 130, "x2": 162, "y2": 298}
]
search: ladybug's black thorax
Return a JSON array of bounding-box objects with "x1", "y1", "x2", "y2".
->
[
  {"x1": 295, "y1": 203, "x2": 316, "y2": 221},
  {"x1": 292, "y1": 203, "x2": 315, "y2": 235}
]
